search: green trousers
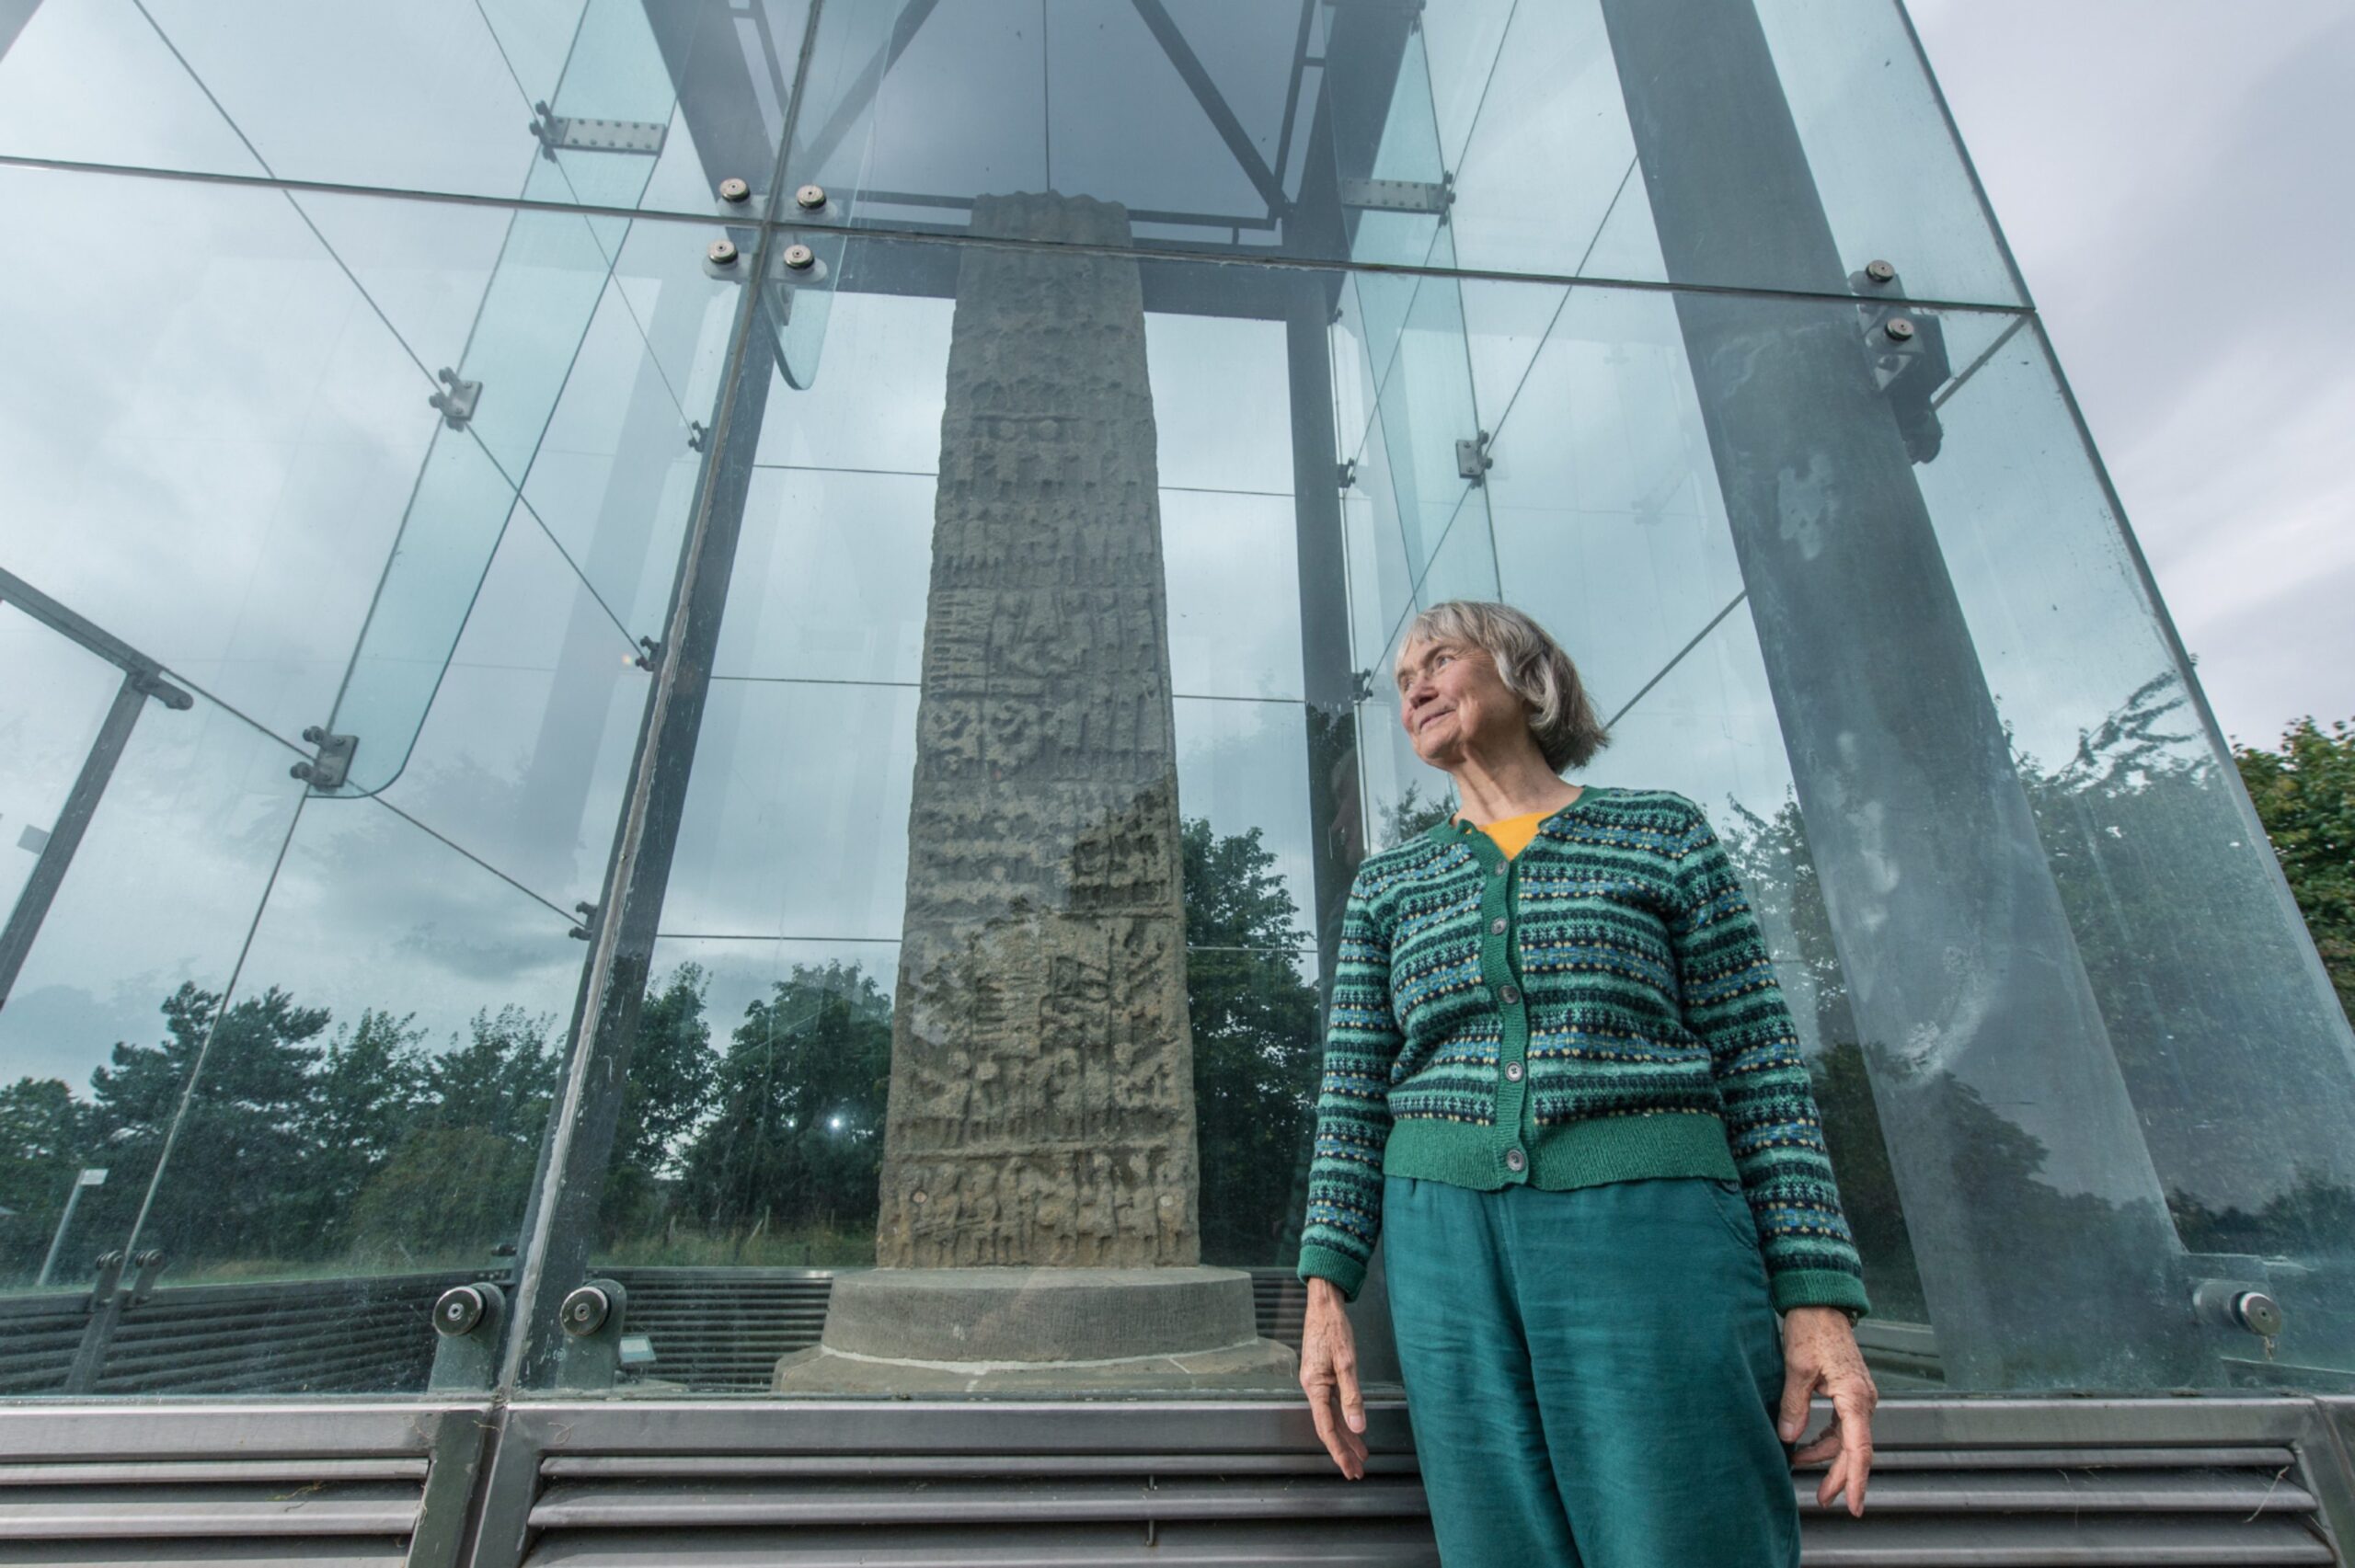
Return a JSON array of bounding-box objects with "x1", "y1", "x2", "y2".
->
[{"x1": 1384, "y1": 1173, "x2": 1801, "y2": 1568}]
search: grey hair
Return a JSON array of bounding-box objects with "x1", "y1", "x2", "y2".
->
[{"x1": 1397, "y1": 600, "x2": 1611, "y2": 773}]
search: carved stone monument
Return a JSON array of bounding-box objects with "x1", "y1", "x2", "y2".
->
[{"x1": 775, "y1": 192, "x2": 1291, "y2": 1391}]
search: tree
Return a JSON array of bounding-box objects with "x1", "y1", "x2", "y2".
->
[
  {"x1": 1379, "y1": 782, "x2": 1453, "y2": 849},
  {"x1": 2235, "y1": 716, "x2": 2355, "y2": 1022},
  {"x1": 1720, "y1": 795, "x2": 1929, "y2": 1320},
  {"x1": 0, "y1": 1078, "x2": 97, "y2": 1279},
  {"x1": 1720, "y1": 677, "x2": 2355, "y2": 1329},
  {"x1": 601, "y1": 965, "x2": 717, "y2": 1236},
  {"x1": 85, "y1": 982, "x2": 330, "y2": 1265},
  {"x1": 1181, "y1": 818, "x2": 1323, "y2": 1264},
  {"x1": 350, "y1": 1007, "x2": 557, "y2": 1264},
  {"x1": 679, "y1": 963, "x2": 891, "y2": 1237},
  {"x1": 288, "y1": 1009, "x2": 427, "y2": 1253}
]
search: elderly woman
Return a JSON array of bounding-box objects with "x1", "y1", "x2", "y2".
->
[{"x1": 1295, "y1": 600, "x2": 1878, "y2": 1566}]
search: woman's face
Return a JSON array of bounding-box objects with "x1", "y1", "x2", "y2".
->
[{"x1": 1396, "y1": 635, "x2": 1524, "y2": 770}]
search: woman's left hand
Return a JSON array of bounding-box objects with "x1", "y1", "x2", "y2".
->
[{"x1": 1776, "y1": 1307, "x2": 1878, "y2": 1516}]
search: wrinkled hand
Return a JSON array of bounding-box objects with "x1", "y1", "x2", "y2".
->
[
  {"x1": 1778, "y1": 1307, "x2": 1878, "y2": 1516},
  {"x1": 1299, "y1": 1277, "x2": 1369, "y2": 1479}
]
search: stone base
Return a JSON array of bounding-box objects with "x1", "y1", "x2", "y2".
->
[{"x1": 771, "y1": 1266, "x2": 1299, "y2": 1394}]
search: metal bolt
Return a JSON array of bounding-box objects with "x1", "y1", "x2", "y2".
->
[
  {"x1": 706, "y1": 238, "x2": 740, "y2": 268},
  {"x1": 2235, "y1": 1290, "x2": 2284, "y2": 1339},
  {"x1": 782, "y1": 243, "x2": 816, "y2": 271},
  {"x1": 1883, "y1": 316, "x2": 1916, "y2": 343},
  {"x1": 718, "y1": 177, "x2": 751, "y2": 203},
  {"x1": 795, "y1": 183, "x2": 827, "y2": 210},
  {"x1": 434, "y1": 1285, "x2": 486, "y2": 1337},
  {"x1": 1864, "y1": 258, "x2": 1896, "y2": 284},
  {"x1": 560, "y1": 1283, "x2": 612, "y2": 1337}
]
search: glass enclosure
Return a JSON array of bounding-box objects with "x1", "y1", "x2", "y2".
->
[{"x1": 3, "y1": 0, "x2": 2350, "y2": 1404}]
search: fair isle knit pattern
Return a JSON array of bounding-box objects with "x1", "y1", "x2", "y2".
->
[{"x1": 1296, "y1": 786, "x2": 1871, "y2": 1317}]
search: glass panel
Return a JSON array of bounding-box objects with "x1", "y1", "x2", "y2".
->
[
  {"x1": 781, "y1": 0, "x2": 1443, "y2": 266},
  {"x1": 768, "y1": 0, "x2": 2016, "y2": 304},
  {"x1": 1443, "y1": 0, "x2": 1667, "y2": 290},
  {"x1": 1444, "y1": 279, "x2": 2355, "y2": 1391},
  {"x1": 1921, "y1": 317, "x2": 2355, "y2": 1384},
  {"x1": 1442, "y1": 0, "x2": 2019, "y2": 303},
  {"x1": 374, "y1": 494, "x2": 658, "y2": 910},
  {"x1": 0, "y1": 166, "x2": 466, "y2": 748},
  {"x1": 327, "y1": 206, "x2": 745, "y2": 796},
  {"x1": 1164, "y1": 491, "x2": 1303, "y2": 703},
  {"x1": 0, "y1": 608, "x2": 119, "y2": 919},
  {"x1": 664, "y1": 678, "x2": 919, "y2": 944},
  {"x1": 0, "y1": 689, "x2": 307, "y2": 1323},
  {"x1": 1752, "y1": 0, "x2": 2020, "y2": 306},
  {"x1": 0, "y1": 0, "x2": 810, "y2": 216},
  {"x1": 16, "y1": 6, "x2": 2344, "y2": 1415},
  {"x1": 77, "y1": 788, "x2": 586, "y2": 1395}
]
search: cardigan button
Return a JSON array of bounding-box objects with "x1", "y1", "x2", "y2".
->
[
  {"x1": 1505, "y1": 1062, "x2": 1523, "y2": 1082},
  {"x1": 1505, "y1": 1148, "x2": 1527, "y2": 1173},
  {"x1": 1499, "y1": 984, "x2": 1521, "y2": 1005},
  {"x1": 1489, "y1": 917, "x2": 1508, "y2": 934}
]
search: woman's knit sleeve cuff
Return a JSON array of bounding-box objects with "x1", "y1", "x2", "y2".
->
[
  {"x1": 1770, "y1": 1268, "x2": 1870, "y2": 1320},
  {"x1": 1296, "y1": 1243, "x2": 1368, "y2": 1304}
]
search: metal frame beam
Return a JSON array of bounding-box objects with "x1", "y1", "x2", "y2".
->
[
  {"x1": 787, "y1": 0, "x2": 944, "y2": 183},
  {"x1": 1596, "y1": 0, "x2": 2209, "y2": 1389},
  {"x1": 1127, "y1": 0, "x2": 1288, "y2": 216},
  {"x1": 0, "y1": 570, "x2": 192, "y2": 1012}
]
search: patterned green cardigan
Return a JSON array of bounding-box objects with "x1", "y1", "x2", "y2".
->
[{"x1": 1295, "y1": 786, "x2": 1870, "y2": 1318}]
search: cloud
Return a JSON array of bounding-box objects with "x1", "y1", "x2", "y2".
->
[{"x1": 1913, "y1": 0, "x2": 2355, "y2": 741}]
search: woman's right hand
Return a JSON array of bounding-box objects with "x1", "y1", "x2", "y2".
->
[{"x1": 1299, "y1": 1277, "x2": 1369, "y2": 1479}]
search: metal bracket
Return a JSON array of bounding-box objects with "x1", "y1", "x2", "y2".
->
[
  {"x1": 290, "y1": 727, "x2": 357, "y2": 792},
  {"x1": 686, "y1": 421, "x2": 707, "y2": 452},
  {"x1": 125, "y1": 1249, "x2": 167, "y2": 1306},
  {"x1": 1455, "y1": 429, "x2": 1493, "y2": 484},
  {"x1": 530, "y1": 101, "x2": 667, "y2": 159},
  {"x1": 556, "y1": 1277, "x2": 632, "y2": 1391},
  {"x1": 429, "y1": 368, "x2": 481, "y2": 429},
  {"x1": 569, "y1": 900, "x2": 600, "y2": 942},
  {"x1": 1340, "y1": 173, "x2": 1453, "y2": 217},
  {"x1": 634, "y1": 635, "x2": 662, "y2": 672},
  {"x1": 63, "y1": 1249, "x2": 158, "y2": 1393},
  {"x1": 428, "y1": 1280, "x2": 509, "y2": 1392},
  {"x1": 1336, "y1": 459, "x2": 1357, "y2": 490},
  {"x1": 1350, "y1": 669, "x2": 1375, "y2": 704}
]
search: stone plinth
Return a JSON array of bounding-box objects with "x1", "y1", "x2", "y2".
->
[{"x1": 771, "y1": 1266, "x2": 1298, "y2": 1394}]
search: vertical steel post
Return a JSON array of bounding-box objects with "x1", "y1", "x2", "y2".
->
[
  {"x1": 502, "y1": 303, "x2": 777, "y2": 1388},
  {"x1": 1596, "y1": 0, "x2": 2209, "y2": 1386}
]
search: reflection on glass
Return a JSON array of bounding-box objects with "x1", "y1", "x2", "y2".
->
[
  {"x1": 0, "y1": 695, "x2": 307, "y2": 1317},
  {"x1": 29, "y1": 789, "x2": 590, "y2": 1395},
  {"x1": 3, "y1": 0, "x2": 2348, "y2": 1414},
  {"x1": 0, "y1": 0, "x2": 808, "y2": 215},
  {"x1": 0, "y1": 611, "x2": 119, "y2": 919},
  {"x1": 328, "y1": 210, "x2": 739, "y2": 797}
]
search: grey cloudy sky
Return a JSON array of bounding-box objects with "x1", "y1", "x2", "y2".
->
[{"x1": 1913, "y1": 0, "x2": 2355, "y2": 750}]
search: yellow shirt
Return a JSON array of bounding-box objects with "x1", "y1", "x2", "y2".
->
[{"x1": 1476, "y1": 808, "x2": 1554, "y2": 860}]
